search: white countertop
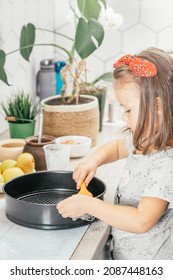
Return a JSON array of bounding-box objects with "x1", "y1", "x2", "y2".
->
[
  {"x1": 0, "y1": 198, "x2": 89, "y2": 260},
  {"x1": 0, "y1": 125, "x2": 126, "y2": 260}
]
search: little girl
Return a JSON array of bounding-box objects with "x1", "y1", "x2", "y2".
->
[{"x1": 57, "y1": 48, "x2": 173, "y2": 260}]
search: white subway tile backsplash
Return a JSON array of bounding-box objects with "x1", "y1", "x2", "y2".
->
[
  {"x1": 0, "y1": 0, "x2": 12, "y2": 42},
  {"x1": 93, "y1": 29, "x2": 122, "y2": 61},
  {"x1": 123, "y1": 23, "x2": 156, "y2": 54},
  {"x1": 158, "y1": 25, "x2": 173, "y2": 51},
  {"x1": 11, "y1": 0, "x2": 26, "y2": 35},
  {"x1": 141, "y1": 0, "x2": 173, "y2": 31},
  {"x1": 54, "y1": 0, "x2": 70, "y2": 29}
]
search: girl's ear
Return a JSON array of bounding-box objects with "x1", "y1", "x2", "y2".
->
[{"x1": 156, "y1": 97, "x2": 163, "y2": 115}]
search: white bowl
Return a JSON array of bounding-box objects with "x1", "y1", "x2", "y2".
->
[{"x1": 55, "y1": 135, "x2": 92, "y2": 158}]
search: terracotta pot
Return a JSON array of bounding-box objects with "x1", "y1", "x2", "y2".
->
[{"x1": 23, "y1": 135, "x2": 55, "y2": 171}]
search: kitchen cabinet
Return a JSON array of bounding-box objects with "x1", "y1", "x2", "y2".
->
[{"x1": 0, "y1": 126, "x2": 126, "y2": 259}]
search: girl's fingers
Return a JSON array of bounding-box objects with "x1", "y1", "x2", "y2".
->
[
  {"x1": 73, "y1": 169, "x2": 95, "y2": 189},
  {"x1": 76, "y1": 173, "x2": 87, "y2": 188},
  {"x1": 57, "y1": 203, "x2": 69, "y2": 217},
  {"x1": 73, "y1": 168, "x2": 88, "y2": 187},
  {"x1": 85, "y1": 171, "x2": 95, "y2": 186},
  {"x1": 72, "y1": 166, "x2": 81, "y2": 182},
  {"x1": 56, "y1": 202, "x2": 64, "y2": 213}
]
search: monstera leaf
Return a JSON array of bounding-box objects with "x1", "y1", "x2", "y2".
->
[
  {"x1": 75, "y1": 18, "x2": 104, "y2": 59},
  {"x1": 20, "y1": 23, "x2": 35, "y2": 61},
  {"x1": 0, "y1": 50, "x2": 10, "y2": 85},
  {"x1": 77, "y1": 0, "x2": 106, "y2": 20}
]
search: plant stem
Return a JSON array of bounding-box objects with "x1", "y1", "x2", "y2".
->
[
  {"x1": 70, "y1": 43, "x2": 75, "y2": 57},
  {"x1": 7, "y1": 43, "x2": 73, "y2": 63},
  {"x1": 68, "y1": 0, "x2": 80, "y2": 20},
  {"x1": 36, "y1": 28, "x2": 74, "y2": 41}
]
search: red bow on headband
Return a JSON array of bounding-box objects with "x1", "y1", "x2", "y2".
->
[{"x1": 113, "y1": 54, "x2": 157, "y2": 77}]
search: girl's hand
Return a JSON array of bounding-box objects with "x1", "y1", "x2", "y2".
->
[
  {"x1": 56, "y1": 194, "x2": 92, "y2": 219},
  {"x1": 73, "y1": 160, "x2": 97, "y2": 189}
]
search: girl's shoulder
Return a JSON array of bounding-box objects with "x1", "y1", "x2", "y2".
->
[
  {"x1": 149, "y1": 147, "x2": 173, "y2": 172},
  {"x1": 155, "y1": 147, "x2": 173, "y2": 160}
]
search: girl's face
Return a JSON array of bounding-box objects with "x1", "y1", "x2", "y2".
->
[{"x1": 114, "y1": 80, "x2": 140, "y2": 133}]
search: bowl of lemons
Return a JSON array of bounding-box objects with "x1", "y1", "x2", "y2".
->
[{"x1": 0, "y1": 153, "x2": 35, "y2": 193}]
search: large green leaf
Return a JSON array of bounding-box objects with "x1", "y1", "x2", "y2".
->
[
  {"x1": 0, "y1": 50, "x2": 10, "y2": 85},
  {"x1": 77, "y1": 0, "x2": 101, "y2": 20},
  {"x1": 75, "y1": 18, "x2": 104, "y2": 59},
  {"x1": 20, "y1": 23, "x2": 35, "y2": 61},
  {"x1": 92, "y1": 72, "x2": 113, "y2": 84}
]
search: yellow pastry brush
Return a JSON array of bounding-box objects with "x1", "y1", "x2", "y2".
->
[{"x1": 78, "y1": 181, "x2": 93, "y2": 196}]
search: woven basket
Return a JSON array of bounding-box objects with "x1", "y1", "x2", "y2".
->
[{"x1": 41, "y1": 95, "x2": 99, "y2": 146}]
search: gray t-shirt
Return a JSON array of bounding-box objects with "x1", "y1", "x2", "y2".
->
[{"x1": 111, "y1": 136, "x2": 173, "y2": 260}]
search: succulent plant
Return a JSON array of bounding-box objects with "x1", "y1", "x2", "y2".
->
[{"x1": 1, "y1": 91, "x2": 40, "y2": 123}]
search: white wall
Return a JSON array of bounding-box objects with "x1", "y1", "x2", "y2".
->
[{"x1": 1, "y1": 0, "x2": 173, "y2": 133}]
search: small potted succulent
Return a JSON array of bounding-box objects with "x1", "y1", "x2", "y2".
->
[{"x1": 1, "y1": 91, "x2": 40, "y2": 139}]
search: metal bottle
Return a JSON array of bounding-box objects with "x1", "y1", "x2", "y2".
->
[{"x1": 36, "y1": 59, "x2": 56, "y2": 100}]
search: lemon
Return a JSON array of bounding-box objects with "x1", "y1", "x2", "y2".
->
[
  {"x1": 17, "y1": 153, "x2": 35, "y2": 174},
  {"x1": 0, "y1": 159, "x2": 17, "y2": 173},
  {"x1": 0, "y1": 174, "x2": 4, "y2": 183},
  {"x1": 2, "y1": 167, "x2": 24, "y2": 183}
]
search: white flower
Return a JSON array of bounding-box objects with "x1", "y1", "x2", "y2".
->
[{"x1": 99, "y1": 6, "x2": 123, "y2": 30}]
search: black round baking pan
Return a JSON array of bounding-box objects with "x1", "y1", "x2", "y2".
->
[{"x1": 3, "y1": 171, "x2": 106, "y2": 230}]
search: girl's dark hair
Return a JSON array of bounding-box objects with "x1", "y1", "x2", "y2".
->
[{"x1": 113, "y1": 48, "x2": 173, "y2": 154}]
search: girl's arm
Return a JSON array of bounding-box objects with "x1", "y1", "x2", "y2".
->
[
  {"x1": 86, "y1": 196, "x2": 168, "y2": 233},
  {"x1": 57, "y1": 195, "x2": 168, "y2": 234},
  {"x1": 73, "y1": 137, "x2": 128, "y2": 188},
  {"x1": 86, "y1": 137, "x2": 129, "y2": 166}
]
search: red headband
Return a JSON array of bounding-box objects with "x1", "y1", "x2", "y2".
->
[{"x1": 113, "y1": 54, "x2": 157, "y2": 77}]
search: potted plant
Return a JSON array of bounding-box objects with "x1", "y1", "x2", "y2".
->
[
  {"x1": 0, "y1": 0, "x2": 123, "y2": 142},
  {"x1": 1, "y1": 91, "x2": 40, "y2": 139}
]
